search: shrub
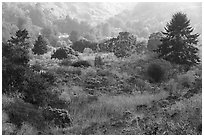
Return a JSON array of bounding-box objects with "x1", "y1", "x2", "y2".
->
[
  {"x1": 147, "y1": 63, "x2": 165, "y2": 83},
  {"x1": 71, "y1": 60, "x2": 91, "y2": 68},
  {"x1": 72, "y1": 39, "x2": 97, "y2": 53},
  {"x1": 51, "y1": 48, "x2": 69, "y2": 60},
  {"x1": 52, "y1": 66, "x2": 81, "y2": 76},
  {"x1": 127, "y1": 77, "x2": 148, "y2": 91},
  {"x1": 31, "y1": 63, "x2": 44, "y2": 72},
  {"x1": 96, "y1": 69, "x2": 111, "y2": 77},
  {"x1": 16, "y1": 122, "x2": 38, "y2": 135},
  {"x1": 144, "y1": 59, "x2": 172, "y2": 83},
  {"x1": 177, "y1": 71, "x2": 196, "y2": 89},
  {"x1": 40, "y1": 70, "x2": 57, "y2": 84},
  {"x1": 94, "y1": 56, "x2": 103, "y2": 68},
  {"x1": 4, "y1": 98, "x2": 44, "y2": 129},
  {"x1": 81, "y1": 67, "x2": 97, "y2": 77},
  {"x1": 42, "y1": 106, "x2": 72, "y2": 128},
  {"x1": 60, "y1": 58, "x2": 72, "y2": 66},
  {"x1": 22, "y1": 71, "x2": 50, "y2": 106},
  {"x1": 2, "y1": 111, "x2": 17, "y2": 135},
  {"x1": 83, "y1": 48, "x2": 94, "y2": 55}
]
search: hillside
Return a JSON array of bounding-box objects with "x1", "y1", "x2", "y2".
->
[{"x1": 2, "y1": 2, "x2": 202, "y2": 135}]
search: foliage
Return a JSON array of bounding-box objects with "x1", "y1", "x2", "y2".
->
[
  {"x1": 147, "y1": 32, "x2": 163, "y2": 51},
  {"x1": 51, "y1": 47, "x2": 73, "y2": 60},
  {"x1": 2, "y1": 29, "x2": 30, "y2": 93},
  {"x1": 177, "y1": 70, "x2": 196, "y2": 88},
  {"x1": 146, "y1": 63, "x2": 165, "y2": 83},
  {"x1": 83, "y1": 48, "x2": 94, "y2": 54},
  {"x1": 98, "y1": 32, "x2": 137, "y2": 58},
  {"x1": 60, "y1": 58, "x2": 73, "y2": 66},
  {"x1": 2, "y1": 9, "x2": 202, "y2": 135},
  {"x1": 133, "y1": 40, "x2": 147, "y2": 54},
  {"x1": 2, "y1": 111, "x2": 17, "y2": 135},
  {"x1": 71, "y1": 60, "x2": 92, "y2": 68},
  {"x1": 4, "y1": 98, "x2": 45, "y2": 129},
  {"x1": 16, "y1": 122, "x2": 38, "y2": 135},
  {"x1": 32, "y1": 35, "x2": 48, "y2": 55},
  {"x1": 72, "y1": 39, "x2": 98, "y2": 53},
  {"x1": 22, "y1": 70, "x2": 53, "y2": 106},
  {"x1": 94, "y1": 56, "x2": 104, "y2": 68},
  {"x1": 154, "y1": 12, "x2": 200, "y2": 67},
  {"x1": 42, "y1": 106, "x2": 72, "y2": 128}
]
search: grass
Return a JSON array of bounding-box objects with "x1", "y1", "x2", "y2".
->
[{"x1": 68, "y1": 91, "x2": 169, "y2": 128}]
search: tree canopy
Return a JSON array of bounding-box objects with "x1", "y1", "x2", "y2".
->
[
  {"x1": 154, "y1": 12, "x2": 200, "y2": 67},
  {"x1": 32, "y1": 35, "x2": 48, "y2": 55}
]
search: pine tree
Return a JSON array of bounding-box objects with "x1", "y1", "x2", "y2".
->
[
  {"x1": 5, "y1": 29, "x2": 30, "y2": 66},
  {"x1": 154, "y1": 12, "x2": 200, "y2": 67},
  {"x1": 2, "y1": 29, "x2": 30, "y2": 93},
  {"x1": 32, "y1": 35, "x2": 48, "y2": 55}
]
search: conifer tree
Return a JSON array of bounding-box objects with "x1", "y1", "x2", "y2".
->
[
  {"x1": 2, "y1": 29, "x2": 30, "y2": 93},
  {"x1": 154, "y1": 12, "x2": 200, "y2": 67},
  {"x1": 32, "y1": 35, "x2": 48, "y2": 55}
]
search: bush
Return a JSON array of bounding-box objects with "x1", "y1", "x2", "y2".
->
[
  {"x1": 72, "y1": 39, "x2": 97, "y2": 53},
  {"x1": 16, "y1": 122, "x2": 38, "y2": 135},
  {"x1": 177, "y1": 71, "x2": 196, "y2": 89},
  {"x1": 40, "y1": 70, "x2": 57, "y2": 84},
  {"x1": 31, "y1": 63, "x2": 44, "y2": 72},
  {"x1": 4, "y1": 98, "x2": 44, "y2": 129},
  {"x1": 94, "y1": 56, "x2": 103, "y2": 68},
  {"x1": 71, "y1": 60, "x2": 91, "y2": 68},
  {"x1": 22, "y1": 71, "x2": 50, "y2": 106},
  {"x1": 147, "y1": 63, "x2": 165, "y2": 83},
  {"x1": 83, "y1": 48, "x2": 94, "y2": 55},
  {"x1": 42, "y1": 106, "x2": 72, "y2": 128},
  {"x1": 51, "y1": 48, "x2": 69, "y2": 60},
  {"x1": 60, "y1": 59, "x2": 72, "y2": 66}
]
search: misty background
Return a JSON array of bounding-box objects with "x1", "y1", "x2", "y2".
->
[{"x1": 2, "y1": 2, "x2": 202, "y2": 44}]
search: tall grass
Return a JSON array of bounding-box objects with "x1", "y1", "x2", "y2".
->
[{"x1": 69, "y1": 91, "x2": 169, "y2": 126}]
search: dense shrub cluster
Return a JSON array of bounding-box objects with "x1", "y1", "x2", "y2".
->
[
  {"x1": 4, "y1": 98, "x2": 44, "y2": 129},
  {"x1": 72, "y1": 39, "x2": 98, "y2": 53},
  {"x1": 98, "y1": 32, "x2": 137, "y2": 58},
  {"x1": 42, "y1": 106, "x2": 72, "y2": 128},
  {"x1": 51, "y1": 48, "x2": 69, "y2": 60},
  {"x1": 71, "y1": 60, "x2": 91, "y2": 68},
  {"x1": 94, "y1": 56, "x2": 104, "y2": 68},
  {"x1": 147, "y1": 63, "x2": 165, "y2": 83},
  {"x1": 141, "y1": 59, "x2": 172, "y2": 83},
  {"x1": 51, "y1": 47, "x2": 76, "y2": 60}
]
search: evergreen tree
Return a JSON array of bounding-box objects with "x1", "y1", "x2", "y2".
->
[
  {"x1": 32, "y1": 35, "x2": 48, "y2": 55},
  {"x1": 2, "y1": 29, "x2": 30, "y2": 93},
  {"x1": 154, "y1": 12, "x2": 200, "y2": 67}
]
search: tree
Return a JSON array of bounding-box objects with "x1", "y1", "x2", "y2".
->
[
  {"x1": 4, "y1": 29, "x2": 30, "y2": 66},
  {"x1": 147, "y1": 32, "x2": 163, "y2": 52},
  {"x1": 51, "y1": 47, "x2": 76, "y2": 60},
  {"x1": 72, "y1": 39, "x2": 97, "y2": 53},
  {"x1": 32, "y1": 35, "x2": 48, "y2": 55},
  {"x1": 154, "y1": 12, "x2": 200, "y2": 67},
  {"x1": 2, "y1": 29, "x2": 30, "y2": 93},
  {"x1": 98, "y1": 32, "x2": 137, "y2": 58}
]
